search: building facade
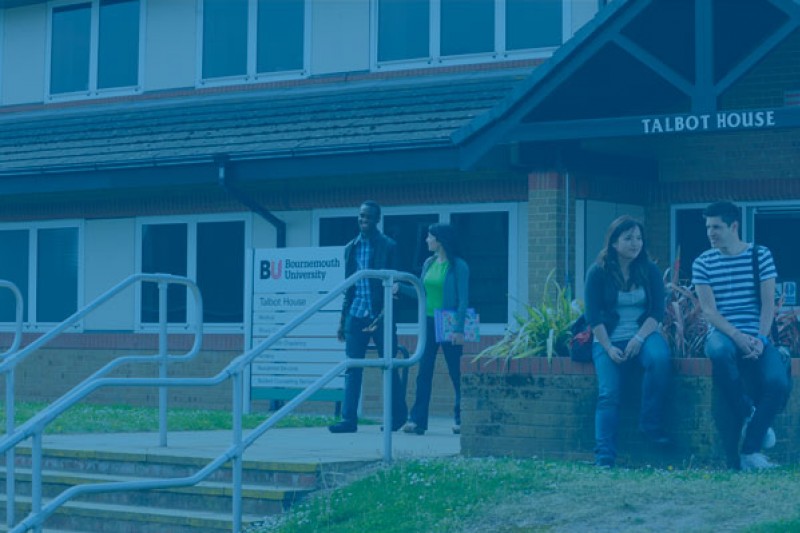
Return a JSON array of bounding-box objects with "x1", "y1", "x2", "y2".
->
[{"x1": 1, "y1": 0, "x2": 799, "y2": 415}]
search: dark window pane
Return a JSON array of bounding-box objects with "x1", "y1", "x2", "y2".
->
[
  {"x1": 50, "y1": 3, "x2": 91, "y2": 94},
  {"x1": 257, "y1": 0, "x2": 304, "y2": 73},
  {"x1": 378, "y1": 0, "x2": 429, "y2": 62},
  {"x1": 451, "y1": 212, "x2": 509, "y2": 323},
  {"x1": 98, "y1": 0, "x2": 140, "y2": 89},
  {"x1": 319, "y1": 216, "x2": 358, "y2": 247},
  {"x1": 754, "y1": 212, "x2": 800, "y2": 291},
  {"x1": 441, "y1": 0, "x2": 493, "y2": 56},
  {"x1": 0, "y1": 230, "x2": 29, "y2": 323},
  {"x1": 384, "y1": 214, "x2": 438, "y2": 323},
  {"x1": 203, "y1": 0, "x2": 248, "y2": 79},
  {"x1": 37, "y1": 228, "x2": 78, "y2": 323},
  {"x1": 674, "y1": 208, "x2": 711, "y2": 283},
  {"x1": 197, "y1": 221, "x2": 244, "y2": 323},
  {"x1": 507, "y1": 0, "x2": 562, "y2": 50},
  {"x1": 141, "y1": 224, "x2": 187, "y2": 323}
]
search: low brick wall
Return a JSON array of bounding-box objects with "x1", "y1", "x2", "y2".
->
[{"x1": 461, "y1": 357, "x2": 800, "y2": 469}]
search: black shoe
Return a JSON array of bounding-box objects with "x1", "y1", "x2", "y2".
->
[
  {"x1": 640, "y1": 428, "x2": 670, "y2": 446},
  {"x1": 328, "y1": 421, "x2": 357, "y2": 434}
]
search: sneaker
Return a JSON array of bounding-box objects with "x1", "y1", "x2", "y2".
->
[
  {"x1": 452, "y1": 424, "x2": 461, "y2": 434},
  {"x1": 594, "y1": 457, "x2": 615, "y2": 469},
  {"x1": 328, "y1": 421, "x2": 357, "y2": 434},
  {"x1": 741, "y1": 407, "x2": 776, "y2": 450},
  {"x1": 401, "y1": 421, "x2": 425, "y2": 435},
  {"x1": 740, "y1": 452, "x2": 778, "y2": 471}
]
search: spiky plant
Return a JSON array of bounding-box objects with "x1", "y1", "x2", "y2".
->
[{"x1": 474, "y1": 271, "x2": 581, "y2": 365}]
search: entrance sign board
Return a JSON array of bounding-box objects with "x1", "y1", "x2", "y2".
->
[
  {"x1": 250, "y1": 247, "x2": 346, "y2": 402},
  {"x1": 642, "y1": 110, "x2": 776, "y2": 135}
]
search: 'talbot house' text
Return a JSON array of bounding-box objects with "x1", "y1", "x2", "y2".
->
[{"x1": 641, "y1": 110, "x2": 776, "y2": 135}]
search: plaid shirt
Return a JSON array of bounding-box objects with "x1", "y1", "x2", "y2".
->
[{"x1": 349, "y1": 234, "x2": 373, "y2": 318}]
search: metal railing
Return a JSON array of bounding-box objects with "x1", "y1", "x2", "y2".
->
[
  {"x1": 1, "y1": 280, "x2": 24, "y2": 529},
  {"x1": 0, "y1": 273, "x2": 204, "y2": 529},
  {"x1": 0, "y1": 269, "x2": 425, "y2": 533}
]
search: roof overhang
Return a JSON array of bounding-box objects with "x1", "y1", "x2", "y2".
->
[{"x1": 457, "y1": 0, "x2": 800, "y2": 169}]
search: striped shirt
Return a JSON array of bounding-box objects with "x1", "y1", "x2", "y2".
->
[
  {"x1": 692, "y1": 244, "x2": 777, "y2": 334},
  {"x1": 350, "y1": 234, "x2": 373, "y2": 318}
]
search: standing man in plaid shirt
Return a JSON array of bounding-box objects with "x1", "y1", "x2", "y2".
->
[{"x1": 329, "y1": 200, "x2": 408, "y2": 433}]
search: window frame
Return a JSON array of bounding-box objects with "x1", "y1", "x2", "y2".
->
[
  {"x1": 0, "y1": 219, "x2": 84, "y2": 332},
  {"x1": 671, "y1": 200, "x2": 800, "y2": 285},
  {"x1": 134, "y1": 212, "x2": 252, "y2": 333},
  {"x1": 369, "y1": 0, "x2": 571, "y2": 71},
  {"x1": 44, "y1": 0, "x2": 146, "y2": 102},
  {"x1": 312, "y1": 202, "x2": 521, "y2": 335},
  {"x1": 196, "y1": 0, "x2": 311, "y2": 88}
]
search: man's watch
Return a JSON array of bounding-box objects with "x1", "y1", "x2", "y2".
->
[{"x1": 757, "y1": 334, "x2": 770, "y2": 346}]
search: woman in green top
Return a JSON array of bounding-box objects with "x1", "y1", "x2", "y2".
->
[{"x1": 402, "y1": 223, "x2": 470, "y2": 435}]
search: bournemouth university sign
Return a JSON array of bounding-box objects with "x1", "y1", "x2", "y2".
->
[
  {"x1": 641, "y1": 110, "x2": 776, "y2": 135},
  {"x1": 250, "y1": 247, "x2": 346, "y2": 401}
]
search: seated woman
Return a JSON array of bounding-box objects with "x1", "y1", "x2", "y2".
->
[{"x1": 585, "y1": 215, "x2": 672, "y2": 468}]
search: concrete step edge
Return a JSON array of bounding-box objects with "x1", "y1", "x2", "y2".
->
[
  {"x1": 1, "y1": 467, "x2": 310, "y2": 500},
  {"x1": 13, "y1": 446, "x2": 320, "y2": 474},
  {"x1": 0, "y1": 495, "x2": 263, "y2": 527}
]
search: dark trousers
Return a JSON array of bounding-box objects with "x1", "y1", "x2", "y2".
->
[
  {"x1": 705, "y1": 331, "x2": 791, "y2": 454},
  {"x1": 409, "y1": 317, "x2": 463, "y2": 430},
  {"x1": 341, "y1": 314, "x2": 407, "y2": 426}
]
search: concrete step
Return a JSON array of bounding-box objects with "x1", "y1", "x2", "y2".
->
[
  {"x1": 0, "y1": 495, "x2": 264, "y2": 533},
  {"x1": 12, "y1": 446, "x2": 322, "y2": 488},
  {"x1": 0, "y1": 467, "x2": 311, "y2": 516}
]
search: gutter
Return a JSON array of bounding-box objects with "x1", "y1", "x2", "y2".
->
[{"x1": 215, "y1": 154, "x2": 287, "y2": 248}]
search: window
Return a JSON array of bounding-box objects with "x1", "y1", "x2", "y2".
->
[
  {"x1": 315, "y1": 204, "x2": 518, "y2": 329},
  {"x1": 138, "y1": 217, "x2": 247, "y2": 327},
  {"x1": 48, "y1": 0, "x2": 141, "y2": 97},
  {"x1": 374, "y1": 0, "x2": 564, "y2": 67},
  {"x1": 201, "y1": 0, "x2": 307, "y2": 82},
  {"x1": 0, "y1": 223, "x2": 81, "y2": 327},
  {"x1": 673, "y1": 203, "x2": 800, "y2": 305}
]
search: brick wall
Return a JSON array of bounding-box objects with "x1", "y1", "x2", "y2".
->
[
  {"x1": 461, "y1": 357, "x2": 800, "y2": 469},
  {"x1": 528, "y1": 172, "x2": 569, "y2": 301}
]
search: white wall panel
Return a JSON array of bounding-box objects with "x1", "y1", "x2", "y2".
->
[
  {"x1": 1, "y1": 4, "x2": 46, "y2": 105},
  {"x1": 310, "y1": 0, "x2": 369, "y2": 75},
  {"x1": 83, "y1": 218, "x2": 136, "y2": 330},
  {"x1": 144, "y1": 0, "x2": 196, "y2": 91}
]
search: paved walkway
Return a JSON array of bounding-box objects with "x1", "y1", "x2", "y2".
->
[{"x1": 38, "y1": 417, "x2": 461, "y2": 465}]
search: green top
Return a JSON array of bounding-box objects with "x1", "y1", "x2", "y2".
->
[{"x1": 423, "y1": 260, "x2": 449, "y2": 317}]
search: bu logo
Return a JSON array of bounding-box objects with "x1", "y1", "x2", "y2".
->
[{"x1": 260, "y1": 260, "x2": 283, "y2": 280}]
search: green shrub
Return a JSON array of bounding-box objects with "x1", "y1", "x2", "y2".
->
[{"x1": 474, "y1": 271, "x2": 581, "y2": 364}]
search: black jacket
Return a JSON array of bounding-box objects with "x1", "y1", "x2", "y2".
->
[{"x1": 340, "y1": 231, "x2": 398, "y2": 326}]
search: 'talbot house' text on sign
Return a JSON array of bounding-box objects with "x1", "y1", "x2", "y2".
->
[
  {"x1": 641, "y1": 110, "x2": 776, "y2": 135},
  {"x1": 251, "y1": 247, "x2": 346, "y2": 401}
]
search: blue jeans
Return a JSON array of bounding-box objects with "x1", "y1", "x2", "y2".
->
[
  {"x1": 705, "y1": 330, "x2": 790, "y2": 454},
  {"x1": 341, "y1": 315, "x2": 408, "y2": 426},
  {"x1": 409, "y1": 317, "x2": 463, "y2": 430},
  {"x1": 593, "y1": 333, "x2": 671, "y2": 463}
]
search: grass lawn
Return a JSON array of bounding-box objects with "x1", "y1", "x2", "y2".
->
[
  {"x1": 256, "y1": 457, "x2": 800, "y2": 533},
  {"x1": 0, "y1": 402, "x2": 338, "y2": 433}
]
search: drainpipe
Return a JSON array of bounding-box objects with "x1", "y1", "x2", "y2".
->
[{"x1": 215, "y1": 154, "x2": 286, "y2": 248}]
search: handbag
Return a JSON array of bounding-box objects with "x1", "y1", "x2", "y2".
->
[
  {"x1": 569, "y1": 314, "x2": 593, "y2": 363},
  {"x1": 434, "y1": 308, "x2": 480, "y2": 343}
]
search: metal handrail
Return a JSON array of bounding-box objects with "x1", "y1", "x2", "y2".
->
[
  {"x1": 1, "y1": 280, "x2": 24, "y2": 530},
  {"x1": 3, "y1": 269, "x2": 425, "y2": 533},
  {"x1": 0, "y1": 273, "x2": 203, "y2": 530},
  {"x1": 0, "y1": 280, "x2": 24, "y2": 357}
]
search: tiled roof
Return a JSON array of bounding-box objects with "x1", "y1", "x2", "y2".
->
[{"x1": 0, "y1": 70, "x2": 528, "y2": 176}]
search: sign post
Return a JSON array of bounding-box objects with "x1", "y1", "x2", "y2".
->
[{"x1": 250, "y1": 247, "x2": 346, "y2": 403}]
